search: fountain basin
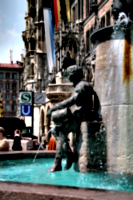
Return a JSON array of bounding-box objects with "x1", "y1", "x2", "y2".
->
[
  {"x1": 0, "y1": 153, "x2": 133, "y2": 199},
  {"x1": 0, "y1": 158, "x2": 133, "y2": 192},
  {"x1": 91, "y1": 23, "x2": 133, "y2": 174}
]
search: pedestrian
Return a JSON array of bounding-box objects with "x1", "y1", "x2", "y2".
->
[
  {"x1": 12, "y1": 129, "x2": 22, "y2": 151},
  {"x1": 0, "y1": 127, "x2": 9, "y2": 151}
]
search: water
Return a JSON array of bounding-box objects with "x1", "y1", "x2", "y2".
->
[
  {"x1": 33, "y1": 126, "x2": 55, "y2": 163},
  {"x1": 0, "y1": 158, "x2": 133, "y2": 192}
]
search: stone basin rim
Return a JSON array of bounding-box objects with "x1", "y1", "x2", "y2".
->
[
  {"x1": 90, "y1": 23, "x2": 133, "y2": 44},
  {"x1": 0, "y1": 181, "x2": 133, "y2": 200}
]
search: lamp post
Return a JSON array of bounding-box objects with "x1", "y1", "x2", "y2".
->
[
  {"x1": 26, "y1": 79, "x2": 37, "y2": 135},
  {"x1": 38, "y1": 71, "x2": 42, "y2": 143}
]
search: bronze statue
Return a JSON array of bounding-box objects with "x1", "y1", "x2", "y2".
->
[{"x1": 47, "y1": 65, "x2": 102, "y2": 172}]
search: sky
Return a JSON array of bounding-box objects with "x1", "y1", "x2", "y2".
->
[{"x1": 0, "y1": 0, "x2": 27, "y2": 63}]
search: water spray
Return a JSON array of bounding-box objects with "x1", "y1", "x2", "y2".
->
[{"x1": 32, "y1": 126, "x2": 56, "y2": 163}]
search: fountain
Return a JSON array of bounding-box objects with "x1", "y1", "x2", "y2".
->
[
  {"x1": 0, "y1": 1, "x2": 133, "y2": 199},
  {"x1": 91, "y1": 10, "x2": 133, "y2": 175}
]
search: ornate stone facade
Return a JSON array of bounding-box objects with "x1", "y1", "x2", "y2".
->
[{"x1": 22, "y1": 0, "x2": 48, "y2": 92}]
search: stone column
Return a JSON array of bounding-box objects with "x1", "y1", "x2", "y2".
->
[{"x1": 91, "y1": 24, "x2": 133, "y2": 174}]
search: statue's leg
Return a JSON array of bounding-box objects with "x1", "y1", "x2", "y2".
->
[
  {"x1": 63, "y1": 140, "x2": 75, "y2": 170},
  {"x1": 63, "y1": 109, "x2": 83, "y2": 170},
  {"x1": 48, "y1": 136, "x2": 63, "y2": 172},
  {"x1": 48, "y1": 126, "x2": 63, "y2": 172},
  {"x1": 60, "y1": 121, "x2": 78, "y2": 170}
]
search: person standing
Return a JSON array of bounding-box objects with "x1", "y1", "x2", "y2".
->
[{"x1": 12, "y1": 129, "x2": 22, "y2": 151}]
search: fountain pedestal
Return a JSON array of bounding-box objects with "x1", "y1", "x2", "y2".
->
[
  {"x1": 91, "y1": 23, "x2": 133, "y2": 174},
  {"x1": 74, "y1": 122, "x2": 106, "y2": 173}
]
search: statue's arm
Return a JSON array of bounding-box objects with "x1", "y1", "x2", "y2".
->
[{"x1": 46, "y1": 93, "x2": 77, "y2": 118}]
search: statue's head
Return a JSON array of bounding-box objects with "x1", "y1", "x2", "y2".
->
[{"x1": 67, "y1": 65, "x2": 84, "y2": 83}]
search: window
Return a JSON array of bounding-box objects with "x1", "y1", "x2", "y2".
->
[
  {"x1": 0, "y1": 73, "x2": 3, "y2": 79},
  {"x1": 0, "y1": 83, "x2": 3, "y2": 90},
  {"x1": 80, "y1": 0, "x2": 83, "y2": 19},
  {"x1": 101, "y1": 16, "x2": 105, "y2": 28},
  {"x1": 75, "y1": 3, "x2": 78, "y2": 21},
  {"x1": 30, "y1": 63, "x2": 34, "y2": 76},
  {"x1": 90, "y1": 27, "x2": 93, "y2": 49},
  {"x1": 86, "y1": 30, "x2": 90, "y2": 53},
  {"x1": 12, "y1": 94, "x2": 16, "y2": 101},
  {"x1": 5, "y1": 104, "x2": 10, "y2": 111},
  {"x1": 12, "y1": 105, "x2": 16, "y2": 112},
  {"x1": 38, "y1": 7, "x2": 43, "y2": 21},
  {"x1": 6, "y1": 83, "x2": 10, "y2": 90},
  {"x1": 78, "y1": 0, "x2": 83, "y2": 19},
  {"x1": 12, "y1": 83, "x2": 17, "y2": 90},
  {"x1": 6, "y1": 73, "x2": 10, "y2": 79},
  {"x1": 26, "y1": 21, "x2": 28, "y2": 29},
  {"x1": 72, "y1": 6, "x2": 75, "y2": 24},
  {"x1": 12, "y1": 73, "x2": 17, "y2": 80},
  {"x1": 30, "y1": 40, "x2": 35, "y2": 50},
  {"x1": 6, "y1": 94, "x2": 10, "y2": 100},
  {"x1": 106, "y1": 11, "x2": 111, "y2": 26},
  {"x1": 86, "y1": 0, "x2": 89, "y2": 17}
]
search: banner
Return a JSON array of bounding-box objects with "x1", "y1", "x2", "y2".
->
[
  {"x1": 49, "y1": 9, "x2": 55, "y2": 66},
  {"x1": 43, "y1": 9, "x2": 55, "y2": 73},
  {"x1": 53, "y1": 0, "x2": 58, "y2": 29},
  {"x1": 65, "y1": 0, "x2": 70, "y2": 22},
  {"x1": 57, "y1": 0, "x2": 61, "y2": 27}
]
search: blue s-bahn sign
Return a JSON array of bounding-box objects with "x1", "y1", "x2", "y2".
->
[{"x1": 20, "y1": 105, "x2": 32, "y2": 116}]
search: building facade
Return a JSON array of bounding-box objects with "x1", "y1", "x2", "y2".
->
[
  {"x1": 22, "y1": 0, "x2": 77, "y2": 141},
  {"x1": 83, "y1": 0, "x2": 114, "y2": 64},
  {"x1": 22, "y1": 0, "x2": 48, "y2": 92},
  {"x1": 0, "y1": 62, "x2": 23, "y2": 117},
  {"x1": 21, "y1": 0, "x2": 49, "y2": 137},
  {"x1": 21, "y1": 0, "x2": 114, "y2": 142},
  {"x1": 70, "y1": 0, "x2": 114, "y2": 84}
]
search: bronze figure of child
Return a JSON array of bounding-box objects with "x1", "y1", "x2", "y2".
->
[{"x1": 47, "y1": 65, "x2": 102, "y2": 172}]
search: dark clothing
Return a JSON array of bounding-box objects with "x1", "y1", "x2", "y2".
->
[{"x1": 12, "y1": 134, "x2": 22, "y2": 151}]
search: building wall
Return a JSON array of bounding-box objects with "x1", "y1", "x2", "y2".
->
[
  {"x1": 22, "y1": 0, "x2": 47, "y2": 91},
  {"x1": 22, "y1": 0, "x2": 115, "y2": 142},
  {"x1": 84, "y1": 0, "x2": 113, "y2": 58},
  {"x1": 0, "y1": 69, "x2": 21, "y2": 117},
  {"x1": 22, "y1": 0, "x2": 48, "y2": 136}
]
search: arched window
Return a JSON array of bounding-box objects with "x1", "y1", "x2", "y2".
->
[{"x1": 30, "y1": 63, "x2": 34, "y2": 76}]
